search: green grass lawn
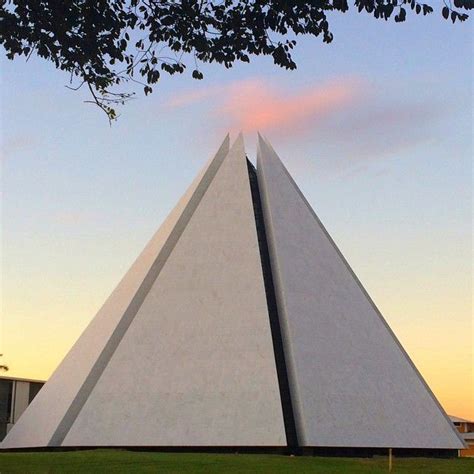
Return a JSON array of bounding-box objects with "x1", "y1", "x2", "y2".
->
[{"x1": 0, "y1": 450, "x2": 473, "y2": 474}]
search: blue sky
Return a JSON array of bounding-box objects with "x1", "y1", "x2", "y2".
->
[{"x1": 1, "y1": 9, "x2": 472, "y2": 416}]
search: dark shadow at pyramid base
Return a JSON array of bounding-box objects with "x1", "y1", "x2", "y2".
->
[{"x1": 0, "y1": 445, "x2": 459, "y2": 458}]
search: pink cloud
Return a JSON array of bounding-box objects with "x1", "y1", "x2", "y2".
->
[
  {"x1": 164, "y1": 77, "x2": 442, "y2": 168},
  {"x1": 165, "y1": 77, "x2": 363, "y2": 135},
  {"x1": 221, "y1": 78, "x2": 363, "y2": 134}
]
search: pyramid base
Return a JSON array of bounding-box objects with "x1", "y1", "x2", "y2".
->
[{"x1": 0, "y1": 445, "x2": 459, "y2": 458}]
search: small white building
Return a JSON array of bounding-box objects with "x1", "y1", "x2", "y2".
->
[
  {"x1": 450, "y1": 415, "x2": 474, "y2": 457},
  {"x1": 0, "y1": 376, "x2": 44, "y2": 441}
]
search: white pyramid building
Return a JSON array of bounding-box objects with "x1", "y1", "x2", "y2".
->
[{"x1": 2, "y1": 135, "x2": 464, "y2": 451}]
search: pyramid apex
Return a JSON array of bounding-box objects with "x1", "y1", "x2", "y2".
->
[
  {"x1": 228, "y1": 133, "x2": 245, "y2": 158},
  {"x1": 220, "y1": 133, "x2": 231, "y2": 150},
  {"x1": 257, "y1": 134, "x2": 282, "y2": 172},
  {"x1": 234, "y1": 131, "x2": 245, "y2": 144},
  {"x1": 257, "y1": 132, "x2": 266, "y2": 145}
]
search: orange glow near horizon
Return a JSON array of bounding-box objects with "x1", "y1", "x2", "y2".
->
[{"x1": 2, "y1": 236, "x2": 472, "y2": 420}]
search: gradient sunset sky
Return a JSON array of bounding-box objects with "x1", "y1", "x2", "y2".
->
[{"x1": 1, "y1": 9, "x2": 472, "y2": 419}]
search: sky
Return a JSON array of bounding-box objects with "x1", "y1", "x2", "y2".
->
[{"x1": 1, "y1": 9, "x2": 472, "y2": 419}]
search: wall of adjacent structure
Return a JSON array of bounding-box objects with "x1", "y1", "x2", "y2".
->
[{"x1": 0, "y1": 379, "x2": 44, "y2": 441}]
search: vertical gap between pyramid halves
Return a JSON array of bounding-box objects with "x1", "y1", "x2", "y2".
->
[{"x1": 246, "y1": 159, "x2": 299, "y2": 450}]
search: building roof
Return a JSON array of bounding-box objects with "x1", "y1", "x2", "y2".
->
[
  {"x1": 0, "y1": 375, "x2": 45, "y2": 384},
  {"x1": 449, "y1": 415, "x2": 473, "y2": 424}
]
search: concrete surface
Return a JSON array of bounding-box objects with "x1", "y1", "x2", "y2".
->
[
  {"x1": 256, "y1": 135, "x2": 464, "y2": 449},
  {"x1": 62, "y1": 135, "x2": 285, "y2": 446}
]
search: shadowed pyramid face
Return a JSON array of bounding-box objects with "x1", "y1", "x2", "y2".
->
[{"x1": 1, "y1": 135, "x2": 464, "y2": 451}]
